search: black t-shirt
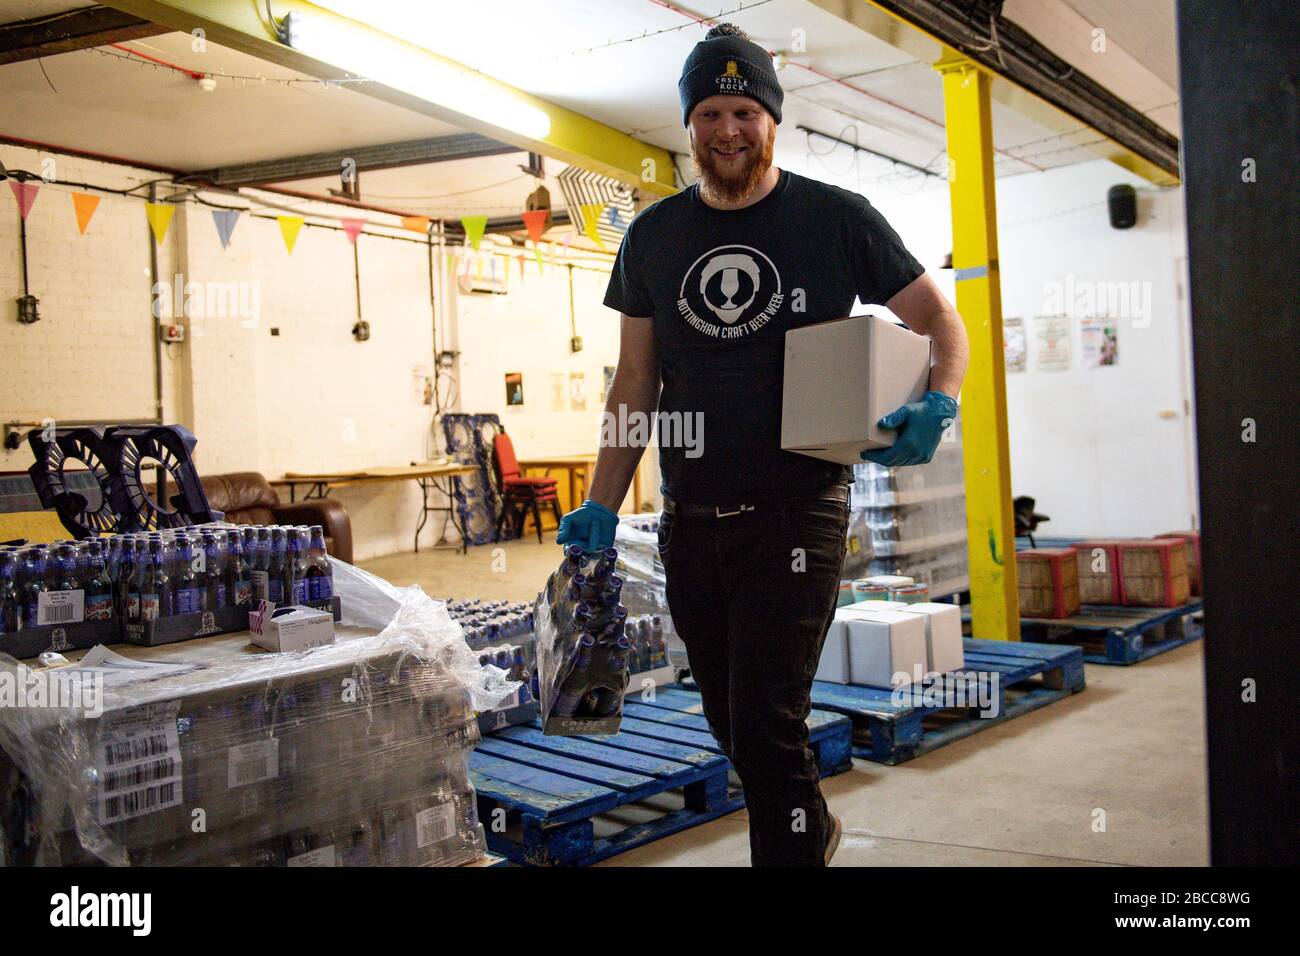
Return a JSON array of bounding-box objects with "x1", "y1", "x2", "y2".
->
[{"x1": 603, "y1": 168, "x2": 925, "y2": 505}]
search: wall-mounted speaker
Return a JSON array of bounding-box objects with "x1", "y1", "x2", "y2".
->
[{"x1": 1108, "y1": 184, "x2": 1138, "y2": 229}]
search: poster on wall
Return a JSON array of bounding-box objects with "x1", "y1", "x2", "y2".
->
[
  {"x1": 505, "y1": 372, "x2": 524, "y2": 406},
  {"x1": 1003, "y1": 317, "x2": 1026, "y2": 373},
  {"x1": 1032, "y1": 314, "x2": 1072, "y2": 371},
  {"x1": 549, "y1": 373, "x2": 566, "y2": 411},
  {"x1": 1080, "y1": 316, "x2": 1118, "y2": 368},
  {"x1": 601, "y1": 365, "x2": 616, "y2": 401},
  {"x1": 568, "y1": 372, "x2": 587, "y2": 411}
]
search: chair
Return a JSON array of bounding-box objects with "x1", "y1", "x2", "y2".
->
[
  {"x1": 492, "y1": 433, "x2": 562, "y2": 544},
  {"x1": 200, "y1": 472, "x2": 353, "y2": 564}
]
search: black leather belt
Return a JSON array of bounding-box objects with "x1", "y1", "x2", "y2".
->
[{"x1": 662, "y1": 480, "x2": 850, "y2": 519}]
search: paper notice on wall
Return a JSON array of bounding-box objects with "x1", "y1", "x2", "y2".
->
[
  {"x1": 549, "y1": 373, "x2": 567, "y2": 412},
  {"x1": 568, "y1": 372, "x2": 587, "y2": 411},
  {"x1": 505, "y1": 371, "x2": 524, "y2": 407},
  {"x1": 1033, "y1": 315, "x2": 1071, "y2": 371},
  {"x1": 1080, "y1": 316, "x2": 1118, "y2": 368},
  {"x1": 1003, "y1": 317, "x2": 1026, "y2": 373}
]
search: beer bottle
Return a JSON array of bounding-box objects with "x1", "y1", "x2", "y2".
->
[
  {"x1": 267, "y1": 527, "x2": 286, "y2": 604},
  {"x1": 286, "y1": 528, "x2": 309, "y2": 604},
  {"x1": 0, "y1": 552, "x2": 20, "y2": 635},
  {"x1": 140, "y1": 538, "x2": 173, "y2": 620},
  {"x1": 305, "y1": 525, "x2": 332, "y2": 600},
  {"x1": 83, "y1": 540, "x2": 113, "y2": 621},
  {"x1": 226, "y1": 530, "x2": 251, "y2": 608},
  {"x1": 174, "y1": 534, "x2": 201, "y2": 614}
]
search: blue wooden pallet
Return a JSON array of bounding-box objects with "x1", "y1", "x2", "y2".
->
[
  {"x1": 470, "y1": 693, "x2": 853, "y2": 866},
  {"x1": 1017, "y1": 601, "x2": 1204, "y2": 665},
  {"x1": 809, "y1": 637, "x2": 1086, "y2": 765}
]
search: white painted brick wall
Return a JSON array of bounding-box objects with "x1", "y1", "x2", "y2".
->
[{"x1": 1, "y1": 146, "x2": 650, "y2": 557}]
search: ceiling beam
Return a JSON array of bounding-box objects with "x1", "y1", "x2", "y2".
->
[
  {"x1": 196, "y1": 133, "x2": 519, "y2": 187},
  {"x1": 807, "y1": 0, "x2": 1179, "y2": 186},
  {"x1": 0, "y1": 5, "x2": 166, "y2": 65},
  {"x1": 101, "y1": 0, "x2": 677, "y2": 196}
]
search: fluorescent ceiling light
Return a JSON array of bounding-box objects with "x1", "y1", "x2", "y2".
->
[{"x1": 283, "y1": 9, "x2": 551, "y2": 140}]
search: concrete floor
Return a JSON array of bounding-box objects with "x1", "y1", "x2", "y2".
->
[{"x1": 363, "y1": 537, "x2": 1210, "y2": 867}]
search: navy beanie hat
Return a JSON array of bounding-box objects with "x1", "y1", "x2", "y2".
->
[{"x1": 678, "y1": 25, "x2": 783, "y2": 126}]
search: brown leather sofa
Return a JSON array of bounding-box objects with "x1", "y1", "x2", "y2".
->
[{"x1": 200, "y1": 472, "x2": 353, "y2": 565}]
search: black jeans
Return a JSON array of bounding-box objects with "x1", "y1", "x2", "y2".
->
[{"x1": 657, "y1": 481, "x2": 849, "y2": 866}]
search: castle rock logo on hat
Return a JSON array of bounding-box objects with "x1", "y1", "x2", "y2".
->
[{"x1": 717, "y1": 59, "x2": 748, "y2": 95}]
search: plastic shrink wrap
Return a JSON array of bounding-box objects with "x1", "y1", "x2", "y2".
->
[{"x1": 0, "y1": 560, "x2": 517, "y2": 867}]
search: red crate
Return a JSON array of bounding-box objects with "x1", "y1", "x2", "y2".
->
[
  {"x1": 1117, "y1": 538, "x2": 1191, "y2": 607},
  {"x1": 1017, "y1": 548, "x2": 1082, "y2": 619},
  {"x1": 1071, "y1": 539, "x2": 1126, "y2": 605},
  {"x1": 1157, "y1": 531, "x2": 1202, "y2": 596}
]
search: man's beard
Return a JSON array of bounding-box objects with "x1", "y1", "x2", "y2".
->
[{"x1": 690, "y1": 125, "x2": 776, "y2": 203}]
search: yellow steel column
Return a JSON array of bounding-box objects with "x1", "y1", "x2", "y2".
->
[{"x1": 936, "y1": 55, "x2": 1019, "y2": 641}]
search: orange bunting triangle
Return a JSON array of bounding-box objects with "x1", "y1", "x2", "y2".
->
[
  {"x1": 401, "y1": 215, "x2": 430, "y2": 234},
  {"x1": 71, "y1": 192, "x2": 100, "y2": 234},
  {"x1": 521, "y1": 209, "x2": 548, "y2": 243},
  {"x1": 278, "y1": 216, "x2": 304, "y2": 254}
]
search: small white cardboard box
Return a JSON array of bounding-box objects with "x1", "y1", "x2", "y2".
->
[
  {"x1": 853, "y1": 602, "x2": 964, "y2": 674},
  {"x1": 839, "y1": 608, "x2": 927, "y2": 689},
  {"x1": 249, "y1": 602, "x2": 336, "y2": 653},
  {"x1": 814, "y1": 620, "x2": 852, "y2": 684},
  {"x1": 781, "y1": 314, "x2": 932, "y2": 464}
]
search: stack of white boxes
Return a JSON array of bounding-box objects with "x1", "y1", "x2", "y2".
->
[{"x1": 815, "y1": 600, "x2": 965, "y2": 688}]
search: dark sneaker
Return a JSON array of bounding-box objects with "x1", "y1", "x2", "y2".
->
[{"x1": 824, "y1": 811, "x2": 843, "y2": 865}]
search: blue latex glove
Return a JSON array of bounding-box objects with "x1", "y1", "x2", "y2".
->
[
  {"x1": 555, "y1": 499, "x2": 620, "y2": 553},
  {"x1": 860, "y1": 391, "x2": 959, "y2": 467}
]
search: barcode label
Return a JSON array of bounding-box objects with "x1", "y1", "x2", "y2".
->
[
  {"x1": 37, "y1": 590, "x2": 84, "y2": 626},
  {"x1": 415, "y1": 804, "x2": 456, "y2": 848},
  {"x1": 104, "y1": 733, "x2": 171, "y2": 767},
  {"x1": 227, "y1": 739, "x2": 279, "y2": 788},
  {"x1": 95, "y1": 700, "x2": 183, "y2": 825},
  {"x1": 101, "y1": 782, "x2": 179, "y2": 824},
  {"x1": 103, "y1": 757, "x2": 177, "y2": 794}
]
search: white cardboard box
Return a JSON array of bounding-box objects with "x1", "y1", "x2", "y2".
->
[
  {"x1": 847, "y1": 601, "x2": 964, "y2": 674},
  {"x1": 249, "y1": 604, "x2": 336, "y2": 653},
  {"x1": 814, "y1": 621, "x2": 852, "y2": 683},
  {"x1": 839, "y1": 609, "x2": 927, "y2": 689},
  {"x1": 781, "y1": 314, "x2": 932, "y2": 464}
]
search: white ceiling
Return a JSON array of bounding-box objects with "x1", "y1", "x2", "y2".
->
[{"x1": 0, "y1": 0, "x2": 1181, "y2": 219}]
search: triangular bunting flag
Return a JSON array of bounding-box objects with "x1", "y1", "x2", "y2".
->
[
  {"x1": 534, "y1": 247, "x2": 545, "y2": 273},
  {"x1": 341, "y1": 217, "x2": 366, "y2": 244},
  {"x1": 461, "y1": 215, "x2": 487, "y2": 251},
  {"x1": 145, "y1": 202, "x2": 175, "y2": 244},
  {"x1": 71, "y1": 192, "x2": 100, "y2": 234},
  {"x1": 579, "y1": 203, "x2": 606, "y2": 248},
  {"x1": 278, "y1": 216, "x2": 304, "y2": 254},
  {"x1": 606, "y1": 206, "x2": 621, "y2": 226},
  {"x1": 517, "y1": 253, "x2": 525, "y2": 280},
  {"x1": 211, "y1": 209, "x2": 240, "y2": 249},
  {"x1": 475, "y1": 254, "x2": 484, "y2": 283},
  {"x1": 560, "y1": 235, "x2": 572, "y2": 257},
  {"x1": 401, "y1": 215, "x2": 430, "y2": 234},
  {"x1": 8, "y1": 181, "x2": 40, "y2": 220},
  {"x1": 521, "y1": 208, "x2": 548, "y2": 244}
]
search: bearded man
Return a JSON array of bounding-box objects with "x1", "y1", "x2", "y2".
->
[{"x1": 558, "y1": 22, "x2": 970, "y2": 866}]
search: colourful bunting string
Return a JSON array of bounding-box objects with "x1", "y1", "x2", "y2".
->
[
  {"x1": 341, "y1": 217, "x2": 366, "y2": 244},
  {"x1": 461, "y1": 215, "x2": 487, "y2": 251},
  {"x1": 401, "y1": 215, "x2": 430, "y2": 234},
  {"x1": 278, "y1": 216, "x2": 304, "y2": 254},
  {"x1": 71, "y1": 193, "x2": 100, "y2": 234},
  {"x1": 145, "y1": 202, "x2": 175, "y2": 244},
  {"x1": 211, "y1": 209, "x2": 240, "y2": 249},
  {"x1": 7, "y1": 181, "x2": 39, "y2": 220}
]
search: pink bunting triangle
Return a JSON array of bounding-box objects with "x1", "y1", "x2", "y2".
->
[
  {"x1": 8, "y1": 181, "x2": 40, "y2": 220},
  {"x1": 341, "y1": 218, "x2": 365, "y2": 244}
]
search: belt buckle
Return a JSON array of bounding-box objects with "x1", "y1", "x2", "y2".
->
[{"x1": 714, "y1": 504, "x2": 754, "y2": 518}]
